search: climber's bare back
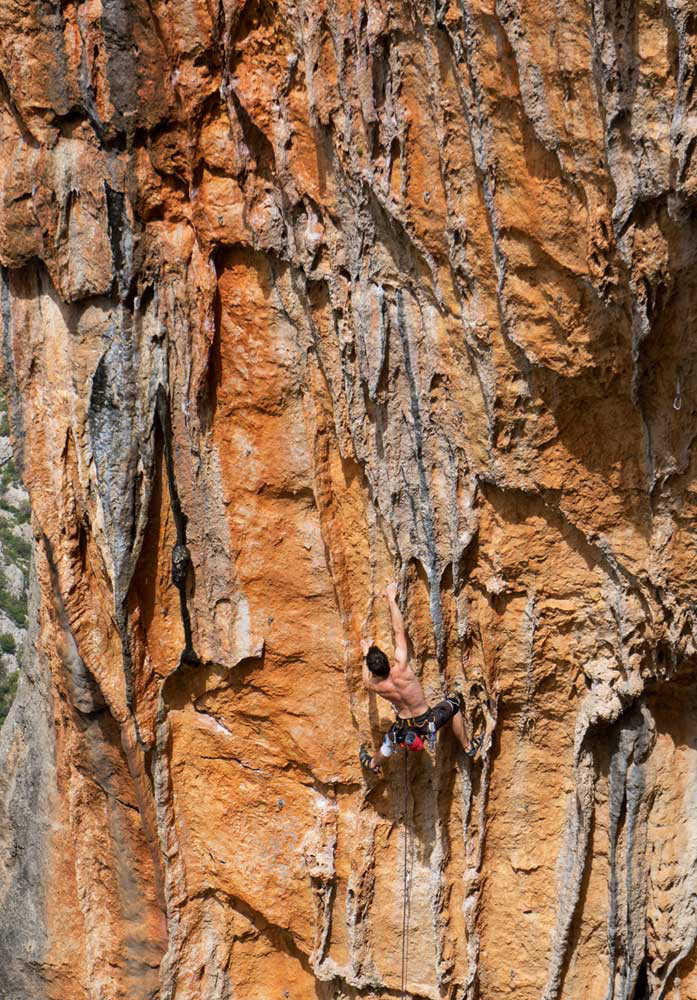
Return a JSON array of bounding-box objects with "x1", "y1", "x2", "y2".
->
[{"x1": 366, "y1": 660, "x2": 428, "y2": 718}]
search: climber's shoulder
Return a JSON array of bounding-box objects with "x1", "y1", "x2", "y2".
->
[
  {"x1": 367, "y1": 675, "x2": 399, "y2": 704},
  {"x1": 390, "y1": 653, "x2": 414, "y2": 678}
]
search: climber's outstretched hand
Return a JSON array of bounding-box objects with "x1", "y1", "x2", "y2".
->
[{"x1": 384, "y1": 581, "x2": 399, "y2": 602}]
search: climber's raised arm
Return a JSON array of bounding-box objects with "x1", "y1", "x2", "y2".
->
[{"x1": 384, "y1": 582, "x2": 407, "y2": 667}]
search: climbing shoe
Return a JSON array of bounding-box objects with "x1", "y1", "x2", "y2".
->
[
  {"x1": 359, "y1": 745, "x2": 381, "y2": 773},
  {"x1": 464, "y1": 733, "x2": 484, "y2": 758}
]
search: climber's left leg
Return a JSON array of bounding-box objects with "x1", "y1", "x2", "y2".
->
[
  {"x1": 431, "y1": 696, "x2": 483, "y2": 757},
  {"x1": 450, "y1": 707, "x2": 469, "y2": 752}
]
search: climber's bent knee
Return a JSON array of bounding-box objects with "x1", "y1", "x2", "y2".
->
[{"x1": 429, "y1": 695, "x2": 461, "y2": 731}]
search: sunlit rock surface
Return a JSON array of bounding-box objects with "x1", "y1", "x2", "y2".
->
[{"x1": 1, "y1": 1, "x2": 697, "y2": 998}]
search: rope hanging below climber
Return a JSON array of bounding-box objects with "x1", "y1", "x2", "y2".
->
[{"x1": 357, "y1": 582, "x2": 495, "y2": 999}]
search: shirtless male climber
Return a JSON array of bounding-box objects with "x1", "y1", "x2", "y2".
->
[{"x1": 359, "y1": 582, "x2": 482, "y2": 774}]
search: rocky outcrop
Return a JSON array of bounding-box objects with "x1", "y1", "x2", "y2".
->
[
  {"x1": 1, "y1": 1, "x2": 697, "y2": 998},
  {"x1": 0, "y1": 388, "x2": 31, "y2": 726}
]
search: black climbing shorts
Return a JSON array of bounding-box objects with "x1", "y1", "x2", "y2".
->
[
  {"x1": 386, "y1": 694, "x2": 461, "y2": 746},
  {"x1": 429, "y1": 695, "x2": 461, "y2": 730}
]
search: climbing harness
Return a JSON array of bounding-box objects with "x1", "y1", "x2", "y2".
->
[
  {"x1": 360, "y1": 696, "x2": 484, "y2": 773},
  {"x1": 389, "y1": 697, "x2": 457, "y2": 751},
  {"x1": 387, "y1": 695, "x2": 482, "y2": 757}
]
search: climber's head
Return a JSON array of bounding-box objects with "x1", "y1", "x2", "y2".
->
[{"x1": 366, "y1": 645, "x2": 390, "y2": 678}]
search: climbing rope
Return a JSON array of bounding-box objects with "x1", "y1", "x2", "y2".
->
[{"x1": 401, "y1": 748, "x2": 410, "y2": 1000}]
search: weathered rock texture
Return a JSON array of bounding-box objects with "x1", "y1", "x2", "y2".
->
[{"x1": 0, "y1": 1, "x2": 696, "y2": 998}]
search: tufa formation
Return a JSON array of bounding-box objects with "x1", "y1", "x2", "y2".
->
[{"x1": 0, "y1": 1, "x2": 697, "y2": 998}]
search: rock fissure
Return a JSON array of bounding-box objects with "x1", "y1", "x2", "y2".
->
[
  {"x1": 2, "y1": 2, "x2": 697, "y2": 998},
  {"x1": 155, "y1": 384, "x2": 198, "y2": 667}
]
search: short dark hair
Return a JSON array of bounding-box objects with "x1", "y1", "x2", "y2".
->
[{"x1": 366, "y1": 645, "x2": 390, "y2": 678}]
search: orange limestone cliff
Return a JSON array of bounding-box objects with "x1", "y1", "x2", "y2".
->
[{"x1": 0, "y1": 1, "x2": 697, "y2": 998}]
